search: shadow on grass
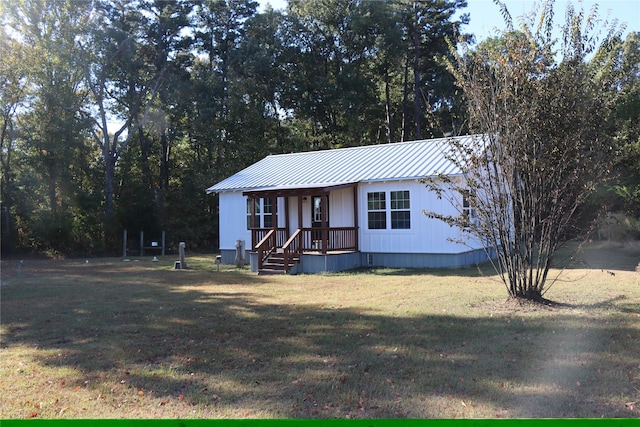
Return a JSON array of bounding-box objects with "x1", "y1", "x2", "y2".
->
[
  {"x1": 343, "y1": 240, "x2": 640, "y2": 277},
  {"x1": 546, "y1": 295, "x2": 633, "y2": 310},
  {"x1": 338, "y1": 264, "x2": 493, "y2": 278},
  {"x1": 1, "y1": 259, "x2": 638, "y2": 418},
  {"x1": 553, "y1": 240, "x2": 640, "y2": 272}
]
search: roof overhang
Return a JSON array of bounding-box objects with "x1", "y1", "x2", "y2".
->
[
  {"x1": 241, "y1": 182, "x2": 358, "y2": 198},
  {"x1": 208, "y1": 173, "x2": 466, "y2": 196}
]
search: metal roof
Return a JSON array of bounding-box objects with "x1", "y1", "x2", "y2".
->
[{"x1": 206, "y1": 134, "x2": 482, "y2": 194}]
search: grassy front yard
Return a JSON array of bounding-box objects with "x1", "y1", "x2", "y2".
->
[{"x1": 1, "y1": 242, "x2": 639, "y2": 419}]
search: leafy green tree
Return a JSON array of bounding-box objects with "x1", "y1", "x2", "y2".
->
[
  {"x1": 605, "y1": 32, "x2": 640, "y2": 218},
  {"x1": 364, "y1": 1, "x2": 405, "y2": 143},
  {"x1": 76, "y1": 0, "x2": 167, "y2": 247},
  {"x1": 119, "y1": 0, "x2": 194, "y2": 240},
  {"x1": 395, "y1": 0, "x2": 468, "y2": 140},
  {"x1": 281, "y1": 0, "x2": 468, "y2": 147},
  {"x1": 0, "y1": 0, "x2": 474, "y2": 255},
  {"x1": 193, "y1": 0, "x2": 257, "y2": 167},
  {"x1": 281, "y1": 0, "x2": 385, "y2": 148},
  {"x1": 0, "y1": 25, "x2": 28, "y2": 252},
  {"x1": 427, "y1": 0, "x2": 622, "y2": 301},
  {"x1": 1, "y1": 0, "x2": 97, "y2": 254},
  {"x1": 236, "y1": 7, "x2": 291, "y2": 155}
]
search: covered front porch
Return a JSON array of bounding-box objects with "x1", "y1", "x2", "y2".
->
[{"x1": 244, "y1": 183, "x2": 359, "y2": 274}]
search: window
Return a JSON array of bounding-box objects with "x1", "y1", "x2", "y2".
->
[
  {"x1": 246, "y1": 198, "x2": 260, "y2": 229},
  {"x1": 462, "y1": 191, "x2": 477, "y2": 226},
  {"x1": 246, "y1": 197, "x2": 273, "y2": 229},
  {"x1": 390, "y1": 190, "x2": 411, "y2": 229},
  {"x1": 263, "y1": 197, "x2": 273, "y2": 228},
  {"x1": 367, "y1": 190, "x2": 411, "y2": 230},
  {"x1": 313, "y1": 196, "x2": 322, "y2": 223},
  {"x1": 367, "y1": 192, "x2": 386, "y2": 229}
]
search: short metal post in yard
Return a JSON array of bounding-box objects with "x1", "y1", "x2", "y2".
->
[
  {"x1": 179, "y1": 242, "x2": 187, "y2": 269},
  {"x1": 215, "y1": 255, "x2": 222, "y2": 272}
]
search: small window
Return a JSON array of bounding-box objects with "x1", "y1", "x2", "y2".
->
[
  {"x1": 313, "y1": 197, "x2": 323, "y2": 223},
  {"x1": 263, "y1": 197, "x2": 273, "y2": 228},
  {"x1": 246, "y1": 198, "x2": 260, "y2": 229},
  {"x1": 246, "y1": 198, "x2": 273, "y2": 229},
  {"x1": 367, "y1": 192, "x2": 386, "y2": 229},
  {"x1": 462, "y1": 191, "x2": 477, "y2": 226},
  {"x1": 390, "y1": 190, "x2": 410, "y2": 229},
  {"x1": 367, "y1": 191, "x2": 386, "y2": 211}
]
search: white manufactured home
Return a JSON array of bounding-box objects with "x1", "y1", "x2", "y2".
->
[{"x1": 206, "y1": 135, "x2": 490, "y2": 274}]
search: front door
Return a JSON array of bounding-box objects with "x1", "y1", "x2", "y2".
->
[
  {"x1": 311, "y1": 195, "x2": 328, "y2": 250},
  {"x1": 311, "y1": 195, "x2": 329, "y2": 228}
]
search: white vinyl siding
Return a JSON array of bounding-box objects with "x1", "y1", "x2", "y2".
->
[{"x1": 359, "y1": 180, "x2": 474, "y2": 254}]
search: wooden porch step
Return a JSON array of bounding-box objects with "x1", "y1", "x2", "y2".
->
[
  {"x1": 267, "y1": 254, "x2": 300, "y2": 262},
  {"x1": 258, "y1": 253, "x2": 300, "y2": 275},
  {"x1": 258, "y1": 268, "x2": 287, "y2": 275}
]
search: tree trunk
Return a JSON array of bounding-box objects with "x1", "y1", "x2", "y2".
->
[
  {"x1": 46, "y1": 157, "x2": 59, "y2": 215},
  {"x1": 104, "y1": 150, "x2": 116, "y2": 240},
  {"x1": 401, "y1": 54, "x2": 410, "y2": 142},
  {"x1": 160, "y1": 131, "x2": 170, "y2": 192},
  {"x1": 0, "y1": 119, "x2": 14, "y2": 251},
  {"x1": 412, "y1": 8, "x2": 421, "y2": 140},
  {"x1": 385, "y1": 75, "x2": 395, "y2": 143}
]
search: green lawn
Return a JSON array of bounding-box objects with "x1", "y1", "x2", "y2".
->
[{"x1": 1, "y1": 243, "x2": 639, "y2": 419}]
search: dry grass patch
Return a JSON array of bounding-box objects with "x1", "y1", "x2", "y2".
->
[{"x1": 1, "y1": 245, "x2": 639, "y2": 419}]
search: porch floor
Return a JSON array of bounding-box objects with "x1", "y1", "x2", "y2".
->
[
  {"x1": 302, "y1": 250, "x2": 357, "y2": 255},
  {"x1": 272, "y1": 248, "x2": 357, "y2": 256}
]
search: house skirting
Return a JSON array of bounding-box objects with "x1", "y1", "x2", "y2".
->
[
  {"x1": 358, "y1": 249, "x2": 493, "y2": 270},
  {"x1": 244, "y1": 248, "x2": 493, "y2": 274},
  {"x1": 220, "y1": 249, "x2": 251, "y2": 265}
]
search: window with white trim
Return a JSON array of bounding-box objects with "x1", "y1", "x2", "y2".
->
[
  {"x1": 367, "y1": 192, "x2": 386, "y2": 229},
  {"x1": 390, "y1": 190, "x2": 411, "y2": 229},
  {"x1": 462, "y1": 191, "x2": 477, "y2": 226},
  {"x1": 246, "y1": 198, "x2": 259, "y2": 229},
  {"x1": 263, "y1": 197, "x2": 273, "y2": 228},
  {"x1": 246, "y1": 198, "x2": 273, "y2": 229},
  {"x1": 367, "y1": 190, "x2": 412, "y2": 230}
]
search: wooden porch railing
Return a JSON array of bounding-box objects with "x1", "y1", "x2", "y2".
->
[
  {"x1": 251, "y1": 228, "x2": 287, "y2": 251},
  {"x1": 281, "y1": 229, "x2": 303, "y2": 272},
  {"x1": 300, "y1": 227, "x2": 357, "y2": 253},
  {"x1": 254, "y1": 227, "x2": 357, "y2": 271},
  {"x1": 255, "y1": 229, "x2": 277, "y2": 271}
]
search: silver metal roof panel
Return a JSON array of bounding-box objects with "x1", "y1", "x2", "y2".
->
[{"x1": 206, "y1": 134, "x2": 482, "y2": 193}]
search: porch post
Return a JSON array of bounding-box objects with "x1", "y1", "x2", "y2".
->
[
  {"x1": 271, "y1": 195, "x2": 278, "y2": 231},
  {"x1": 321, "y1": 194, "x2": 328, "y2": 254},
  {"x1": 284, "y1": 195, "x2": 290, "y2": 236},
  {"x1": 250, "y1": 195, "x2": 257, "y2": 249},
  {"x1": 297, "y1": 194, "x2": 303, "y2": 230},
  {"x1": 353, "y1": 184, "x2": 359, "y2": 251}
]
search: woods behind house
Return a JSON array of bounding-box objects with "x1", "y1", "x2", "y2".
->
[{"x1": 1, "y1": 0, "x2": 638, "y2": 256}]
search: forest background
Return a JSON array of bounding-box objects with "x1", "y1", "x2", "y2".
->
[{"x1": 1, "y1": 0, "x2": 639, "y2": 257}]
